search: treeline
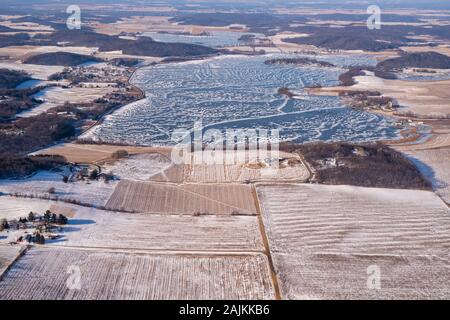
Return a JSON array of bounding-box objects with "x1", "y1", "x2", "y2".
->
[
  {"x1": 0, "y1": 68, "x2": 31, "y2": 89},
  {"x1": 265, "y1": 58, "x2": 335, "y2": 67},
  {"x1": 33, "y1": 30, "x2": 218, "y2": 57},
  {"x1": 338, "y1": 52, "x2": 450, "y2": 86},
  {"x1": 338, "y1": 67, "x2": 367, "y2": 86},
  {"x1": 282, "y1": 24, "x2": 450, "y2": 52},
  {"x1": 338, "y1": 65, "x2": 396, "y2": 86},
  {"x1": 1, "y1": 30, "x2": 218, "y2": 58},
  {"x1": 376, "y1": 52, "x2": 450, "y2": 73},
  {"x1": 0, "y1": 33, "x2": 31, "y2": 48},
  {"x1": 0, "y1": 113, "x2": 76, "y2": 156},
  {"x1": 283, "y1": 26, "x2": 408, "y2": 52},
  {"x1": 0, "y1": 155, "x2": 67, "y2": 179},
  {"x1": 110, "y1": 58, "x2": 142, "y2": 67},
  {"x1": 24, "y1": 52, "x2": 103, "y2": 67},
  {"x1": 281, "y1": 142, "x2": 431, "y2": 190},
  {"x1": 0, "y1": 86, "x2": 44, "y2": 119}
]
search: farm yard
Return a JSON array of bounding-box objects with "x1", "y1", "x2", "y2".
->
[
  {"x1": 257, "y1": 184, "x2": 450, "y2": 299},
  {"x1": 105, "y1": 180, "x2": 258, "y2": 215},
  {"x1": 0, "y1": 247, "x2": 275, "y2": 300}
]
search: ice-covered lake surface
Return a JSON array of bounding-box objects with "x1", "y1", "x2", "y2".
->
[
  {"x1": 142, "y1": 31, "x2": 262, "y2": 48},
  {"x1": 85, "y1": 53, "x2": 400, "y2": 145}
]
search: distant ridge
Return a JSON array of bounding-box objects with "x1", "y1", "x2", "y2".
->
[
  {"x1": 377, "y1": 52, "x2": 450, "y2": 71},
  {"x1": 23, "y1": 52, "x2": 102, "y2": 67}
]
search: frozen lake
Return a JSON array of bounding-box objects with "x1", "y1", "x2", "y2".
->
[{"x1": 85, "y1": 54, "x2": 399, "y2": 145}]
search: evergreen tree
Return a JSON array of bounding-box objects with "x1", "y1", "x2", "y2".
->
[
  {"x1": 44, "y1": 210, "x2": 51, "y2": 222},
  {"x1": 35, "y1": 233, "x2": 45, "y2": 244},
  {"x1": 1, "y1": 218, "x2": 9, "y2": 230},
  {"x1": 57, "y1": 214, "x2": 68, "y2": 225},
  {"x1": 51, "y1": 213, "x2": 57, "y2": 223},
  {"x1": 89, "y1": 169, "x2": 99, "y2": 180},
  {"x1": 28, "y1": 211, "x2": 35, "y2": 222}
]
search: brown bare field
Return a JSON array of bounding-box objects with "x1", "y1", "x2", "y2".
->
[
  {"x1": 0, "y1": 45, "x2": 97, "y2": 61},
  {"x1": 257, "y1": 184, "x2": 450, "y2": 299},
  {"x1": 105, "y1": 180, "x2": 257, "y2": 215},
  {"x1": 57, "y1": 207, "x2": 264, "y2": 252},
  {"x1": 34, "y1": 143, "x2": 172, "y2": 163},
  {"x1": 0, "y1": 20, "x2": 54, "y2": 32},
  {"x1": 0, "y1": 247, "x2": 275, "y2": 300}
]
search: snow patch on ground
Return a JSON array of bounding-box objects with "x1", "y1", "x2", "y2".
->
[{"x1": 101, "y1": 153, "x2": 172, "y2": 181}]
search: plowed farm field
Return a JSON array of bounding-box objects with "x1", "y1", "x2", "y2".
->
[
  {"x1": 257, "y1": 184, "x2": 450, "y2": 299},
  {"x1": 105, "y1": 181, "x2": 258, "y2": 215},
  {"x1": 0, "y1": 247, "x2": 275, "y2": 300},
  {"x1": 186, "y1": 163, "x2": 310, "y2": 183}
]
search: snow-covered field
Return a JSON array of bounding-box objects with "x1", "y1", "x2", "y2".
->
[
  {"x1": 186, "y1": 162, "x2": 310, "y2": 183},
  {"x1": 0, "y1": 171, "x2": 118, "y2": 207},
  {"x1": 0, "y1": 196, "x2": 56, "y2": 220},
  {"x1": 105, "y1": 180, "x2": 257, "y2": 215},
  {"x1": 0, "y1": 61, "x2": 63, "y2": 80},
  {"x1": 18, "y1": 86, "x2": 114, "y2": 118},
  {"x1": 405, "y1": 148, "x2": 450, "y2": 205},
  {"x1": 0, "y1": 247, "x2": 275, "y2": 300},
  {"x1": 52, "y1": 207, "x2": 264, "y2": 252},
  {"x1": 150, "y1": 150, "x2": 310, "y2": 183},
  {"x1": 257, "y1": 184, "x2": 450, "y2": 299},
  {"x1": 0, "y1": 245, "x2": 23, "y2": 276},
  {"x1": 101, "y1": 153, "x2": 172, "y2": 181},
  {"x1": 86, "y1": 54, "x2": 398, "y2": 145}
]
